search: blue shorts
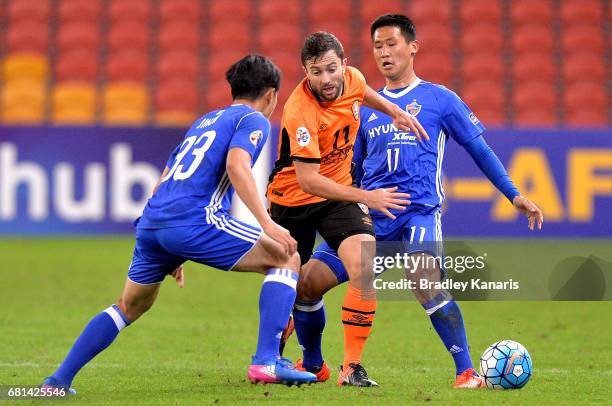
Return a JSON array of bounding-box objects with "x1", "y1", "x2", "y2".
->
[
  {"x1": 128, "y1": 213, "x2": 262, "y2": 285},
  {"x1": 311, "y1": 206, "x2": 443, "y2": 284}
]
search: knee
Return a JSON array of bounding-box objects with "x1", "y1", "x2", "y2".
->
[
  {"x1": 270, "y1": 251, "x2": 300, "y2": 274},
  {"x1": 296, "y1": 264, "x2": 331, "y2": 301},
  {"x1": 116, "y1": 295, "x2": 151, "y2": 322},
  {"x1": 287, "y1": 252, "x2": 301, "y2": 271},
  {"x1": 339, "y1": 236, "x2": 375, "y2": 280},
  {"x1": 409, "y1": 254, "x2": 441, "y2": 280},
  {"x1": 345, "y1": 257, "x2": 373, "y2": 286},
  {"x1": 297, "y1": 273, "x2": 320, "y2": 301},
  {"x1": 266, "y1": 242, "x2": 301, "y2": 270}
]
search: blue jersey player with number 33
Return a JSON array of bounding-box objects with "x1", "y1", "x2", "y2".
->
[{"x1": 42, "y1": 55, "x2": 317, "y2": 394}]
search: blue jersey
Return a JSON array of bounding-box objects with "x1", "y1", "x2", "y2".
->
[
  {"x1": 138, "y1": 104, "x2": 270, "y2": 228},
  {"x1": 354, "y1": 79, "x2": 485, "y2": 216}
]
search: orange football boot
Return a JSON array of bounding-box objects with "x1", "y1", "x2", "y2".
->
[
  {"x1": 453, "y1": 368, "x2": 486, "y2": 389},
  {"x1": 294, "y1": 359, "x2": 330, "y2": 383}
]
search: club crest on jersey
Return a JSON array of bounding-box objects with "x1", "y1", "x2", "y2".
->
[
  {"x1": 296, "y1": 126, "x2": 311, "y2": 146},
  {"x1": 352, "y1": 101, "x2": 360, "y2": 121},
  {"x1": 405, "y1": 99, "x2": 421, "y2": 116},
  {"x1": 249, "y1": 130, "x2": 262, "y2": 146}
]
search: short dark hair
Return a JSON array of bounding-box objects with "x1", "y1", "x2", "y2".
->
[
  {"x1": 301, "y1": 31, "x2": 344, "y2": 65},
  {"x1": 226, "y1": 54, "x2": 281, "y2": 100},
  {"x1": 370, "y1": 14, "x2": 416, "y2": 43}
]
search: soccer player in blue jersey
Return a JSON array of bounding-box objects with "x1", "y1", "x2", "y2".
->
[
  {"x1": 288, "y1": 15, "x2": 544, "y2": 388},
  {"x1": 42, "y1": 55, "x2": 318, "y2": 393}
]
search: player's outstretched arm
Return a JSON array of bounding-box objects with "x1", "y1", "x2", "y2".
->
[
  {"x1": 294, "y1": 161, "x2": 410, "y2": 219},
  {"x1": 226, "y1": 148, "x2": 297, "y2": 256},
  {"x1": 363, "y1": 85, "x2": 429, "y2": 141},
  {"x1": 462, "y1": 135, "x2": 543, "y2": 230}
]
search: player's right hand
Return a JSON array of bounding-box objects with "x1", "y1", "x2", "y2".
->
[
  {"x1": 364, "y1": 187, "x2": 411, "y2": 219},
  {"x1": 171, "y1": 264, "x2": 184, "y2": 288},
  {"x1": 391, "y1": 105, "x2": 429, "y2": 142},
  {"x1": 262, "y1": 220, "x2": 298, "y2": 257},
  {"x1": 512, "y1": 195, "x2": 544, "y2": 230}
]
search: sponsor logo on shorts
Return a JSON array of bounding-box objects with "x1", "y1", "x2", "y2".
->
[
  {"x1": 358, "y1": 203, "x2": 369, "y2": 215},
  {"x1": 296, "y1": 126, "x2": 311, "y2": 146}
]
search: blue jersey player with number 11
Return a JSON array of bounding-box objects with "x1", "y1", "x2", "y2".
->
[
  {"x1": 288, "y1": 15, "x2": 544, "y2": 388},
  {"x1": 42, "y1": 55, "x2": 317, "y2": 394}
]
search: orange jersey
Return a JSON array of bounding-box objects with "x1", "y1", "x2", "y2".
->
[{"x1": 267, "y1": 66, "x2": 367, "y2": 206}]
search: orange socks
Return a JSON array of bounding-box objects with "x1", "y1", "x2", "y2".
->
[{"x1": 341, "y1": 285, "x2": 377, "y2": 368}]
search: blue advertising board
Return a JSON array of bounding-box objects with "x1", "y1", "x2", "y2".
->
[
  {"x1": 0, "y1": 126, "x2": 610, "y2": 236},
  {"x1": 442, "y1": 129, "x2": 611, "y2": 237},
  {"x1": 0, "y1": 126, "x2": 183, "y2": 234}
]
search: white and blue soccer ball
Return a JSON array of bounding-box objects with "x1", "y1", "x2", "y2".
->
[{"x1": 479, "y1": 340, "x2": 532, "y2": 389}]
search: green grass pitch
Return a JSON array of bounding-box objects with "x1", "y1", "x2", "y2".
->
[{"x1": 1, "y1": 238, "x2": 610, "y2": 405}]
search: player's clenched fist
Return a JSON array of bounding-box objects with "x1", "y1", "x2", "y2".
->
[{"x1": 363, "y1": 186, "x2": 411, "y2": 220}]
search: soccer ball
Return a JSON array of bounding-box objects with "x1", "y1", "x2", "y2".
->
[{"x1": 479, "y1": 340, "x2": 532, "y2": 389}]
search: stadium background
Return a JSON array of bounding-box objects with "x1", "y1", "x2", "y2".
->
[
  {"x1": 0, "y1": 0, "x2": 610, "y2": 236},
  {"x1": 0, "y1": 1, "x2": 611, "y2": 404}
]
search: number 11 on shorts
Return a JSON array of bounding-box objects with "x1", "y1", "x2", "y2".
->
[{"x1": 409, "y1": 226, "x2": 426, "y2": 243}]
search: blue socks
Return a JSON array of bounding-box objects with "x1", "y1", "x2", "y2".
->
[
  {"x1": 253, "y1": 268, "x2": 298, "y2": 364},
  {"x1": 51, "y1": 304, "x2": 130, "y2": 386},
  {"x1": 49, "y1": 268, "x2": 299, "y2": 384},
  {"x1": 423, "y1": 293, "x2": 473, "y2": 375},
  {"x1": 293, "y1": 299, "x2": 326, "y2": 371}
]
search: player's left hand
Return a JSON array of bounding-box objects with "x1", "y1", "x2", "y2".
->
[
  {"x1": 171, "y1": 265, "x2": 185, "y2": 288},
  {"x1": 513, "y1": 195, "x2": 543, "y2": 231},
  {"x1": 391, "y1": 105, "x2": 429, "y2": 142}
]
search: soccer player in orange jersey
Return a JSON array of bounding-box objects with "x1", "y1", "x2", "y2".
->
[{"x1": 267, "y1": 32, "x2": 428, "y2": 386}]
